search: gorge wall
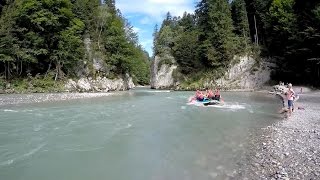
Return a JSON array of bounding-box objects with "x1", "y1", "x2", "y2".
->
[
  {"x1": 65, "y1": 38, "x2": 135, "y2": 92},
  {"x1": 215, "y1": 56, "x2": 276, "y2": 90},
  {"x1": 150, "y1": 55, "x2": 177, "y2": 89},
  {"x1": 150, "y1": 55, "x2": 275, "y2": 90}
]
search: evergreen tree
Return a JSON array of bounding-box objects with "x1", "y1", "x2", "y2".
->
[
  {"x1": 152, "y1": 24, "x2": 159, "y2": 56},
  {"x1": 172, "y1": 30, "x2": 200, "y2": 74},
  {"x1": 156, "y1": 25, "x2": 174, "y2": 56},
  {"x1": 231, "y1": 0, "x2": 250, "y2": 38},
  {"x1": 71, "y1": 0, "x2": 100, "y2": 33},
  {"x1": 196, "y1": 0, "x2": 236, "y2": 67},
  {"x1": 105, "y1": 0, "x2": 116, "y2": 13},
  {"x1": 244, "y1": 0, "x2": 272, "y2": 45},
  {"x1": 268, "y1": 0, "x2": 296, "y2": 55},
  {"x1": 178, "y1": 12, "x2": 196, "y2": 32}
]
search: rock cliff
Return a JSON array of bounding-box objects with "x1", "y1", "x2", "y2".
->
[
  {"x1": 65, "y1": 38, "x2": 135, "y2": 92},
  {"x1": 150, "y1": 54, "x2": 275, "y2": 90},
  {"x1": 65, "y1": 75, "x2": 134, "y2": 92},
  {"x1": 216, "y1": 56, "x2": 276, "y2": 90},
  {"x1": 150, "y1": 55, "x2": 177, "y2": 89}
]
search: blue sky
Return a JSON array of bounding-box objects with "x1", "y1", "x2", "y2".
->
[{"x1": 115, "y1": 0, "x2": 198, "y2": 56}]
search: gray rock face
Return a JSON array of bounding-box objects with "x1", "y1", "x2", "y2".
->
[
  {"x1": 65, "y1": 75, "x2": 135, "y2": 92},
  {"x1": 67, "y1": 37, "x2": 135, "y2": 92},
  {"x1": 216, "y1": 56, "x2": 275, "y2": 90},
  {"x1": 150, "y1": 55, "x2": 177, "y2": 89}
]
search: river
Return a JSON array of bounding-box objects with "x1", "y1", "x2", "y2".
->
[{"x1": 0, "y1": 89, "x2": 281, "y2": 179}]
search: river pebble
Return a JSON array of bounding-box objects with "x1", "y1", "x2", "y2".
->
[{"x1": 236, "y1": 92, "x2": 320, "y2": 179}]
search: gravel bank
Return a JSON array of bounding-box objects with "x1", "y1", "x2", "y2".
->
[
  {"x1": 238, "y1": 92, "x2": 320, "y2": 179},
  {"x1": 0, "y1": 93, "x2": 118, "y2": 106}
]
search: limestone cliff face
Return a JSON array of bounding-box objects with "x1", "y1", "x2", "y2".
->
[
  {"x1": 215, "y1": 56, "x2": 276, "y2": 90},
  {"x1": 65, "y1": 38, "x2": 135, "y2": 92},
  {"x1": 65, "y1": 75, "x2": 134, "y2": 92},
  {"x1": 150, "y1": 55, "x2": 177, "y2": 89}
]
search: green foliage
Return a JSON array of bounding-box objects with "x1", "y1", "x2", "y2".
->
[
  {"x1": 231, "y1": 0, "x2": 250, "y2": 38},
  {"x1": 152, "y1": 0, "x2": 253, "y2": 89},
  {"x1": 152, "y1": 0, "x2": 320, "y2": 88},
  {"x1": 10, "y1": 73, "x2": 64, "y2": 93},
  {"x1": 172, "y1": 30, "x2": 201, "y2": 74},
  {"x1": 196, "y1": 0, "x2": 237, "y2": 68},
  {"x1": 155, "y1": 25, "x2": 174, "y2": 56},
  {"x1": 267, "y1": 0, "x2": 296, "y2": 54},
  {"x1": 0, "y1": 0, "x2": 151, "y2": 91}
]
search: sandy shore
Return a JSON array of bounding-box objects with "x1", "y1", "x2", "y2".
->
[
  {"x1": 237, "y1": 91, "x2": 320, "y2": 179},
  {"x1": 0, "y1": 92, "x2": 118, "y2": 106}
]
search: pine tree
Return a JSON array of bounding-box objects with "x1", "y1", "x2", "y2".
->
[
  {"x1": 196, "y1": 0, "x2": 236, "y2": 67},
  {"x1": 178, "y1": 12, "x2": 195, "y2": 32},
  {"x1": 231, "y1": 0, "x2": 250, "y2": 38},
  {"x1": 268, "y1": 0, "x2": 296, "y2": 55},
  {"x1": 105, "y1": 0, "x2": 116, "y2": 13},
  {"x1": 152, "y1": 24, "x2": 159, "y2": 55}
]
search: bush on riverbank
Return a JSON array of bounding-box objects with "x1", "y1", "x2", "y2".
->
[{"x1": 0, "y1": 74, "x2": 64, "y2": 94}]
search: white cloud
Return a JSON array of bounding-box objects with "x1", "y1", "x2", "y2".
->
[
  {"x1": 132, "y1": 27, "x2": 141, "y2": 33},
  {"x1": 140, "y1": 17, "x2": 152, "y2": 25},
  {"x1": 140, "y1": 39, "x2": 153, "y2": 48}
]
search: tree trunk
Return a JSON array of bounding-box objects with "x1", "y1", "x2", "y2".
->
[
  {"x1": 54, "y1": 61, "x2": 63, "y2": 81},
  {"x1": 7, "y1": 62, "x2": 11, "y2": 79},
  {"x1": 97, "y1": 25, "x2": 103, "y2": 50},
  {"x1": 4, "y1": 63, "x2": 7, "y2": 80},
  {"x1": 45, "y1": 61, "x2": 52, "y2": 78},
  {"x1": 254, "y1": 15, "x2": 259, "y2": 46},
  {"x1": 55, "y1": 61, "x2": 60, "y2": 81},
  {"x1": 19, "y1": 61, "x2": 23, "y2": 76},
  {"x1": 16, "y1": 60, "x2": 19, "y2": 75}
]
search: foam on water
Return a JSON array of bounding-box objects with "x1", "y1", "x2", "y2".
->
[
  {"x1": 0, "y1": 143, "x2": 46, "y2": 167},
  {"x1": 3, "y1": 109, "x2": 19, "y2": 112},
  {"x1": 187, "y1": 101, "x2": 246, "y2": 111},
  {"x1": 145, "y1": 90, "x2": 171, "y2": 93}
]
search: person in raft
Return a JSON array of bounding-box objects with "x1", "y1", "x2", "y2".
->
[
  {"x1": 285, "y1": 83, "x2": 295, "y2": 117},
  {"x1": 196, "y1": 90, "x2": 205, "y2": 101},
  {"x1": 206, "y1": 89, "x2": 215, "y2": 100},
  {"x1": 213, "y1": 86, "x2": 221, "y2": 101}
]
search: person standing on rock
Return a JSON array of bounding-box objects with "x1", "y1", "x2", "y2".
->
[{"x1": 285, "y1": 83, "x2": 295, "y2": 117}]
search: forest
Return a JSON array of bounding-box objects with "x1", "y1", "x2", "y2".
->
[
  {"x1": 0, "y1": 0, "x2": 150, "y2": 92},
  {"x1": 153, "y1": 0, "x2": 320, "y2": 87}
]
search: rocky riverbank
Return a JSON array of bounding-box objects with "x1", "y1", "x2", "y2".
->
[
  {"x1": 238, "y1": 91, "x2": 320, "y2": 179},
  {"x1": 64, "y1": 75, "x2": 135, "y2": 92}
]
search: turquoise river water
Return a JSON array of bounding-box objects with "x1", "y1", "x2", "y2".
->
[{"x1": 0, "y1": 89, "x2": 281, "y2": 180}]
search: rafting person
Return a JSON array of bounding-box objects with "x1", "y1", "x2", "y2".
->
[
  {"x1": 196, "y1": 90, "x2": 205, "y2": 101},
  {"x1": 213, "y1": 86, "x2": 221, "y2": 101},
  {"x1": 206, "y1": 89, "x2": 215, "y2": 100}
]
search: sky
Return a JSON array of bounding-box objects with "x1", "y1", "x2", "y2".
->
[{"x1": 115, "y1": 0, "x2": 199, "y2": 56}]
